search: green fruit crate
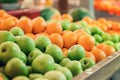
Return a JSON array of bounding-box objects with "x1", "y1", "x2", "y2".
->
[{"x1": 73, "y1": 51, "x2": 120, "y2": 80}]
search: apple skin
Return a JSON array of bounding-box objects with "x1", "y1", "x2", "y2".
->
[
  {"x1": 80, "y1": 58, "x2": 95, "y2": 70},
  {"x1": 32, "y1": 54, "x2": 55, "y2": 74},
  {"x1": 68, "y1": 23, "x2": 79, "y2": 31},
  {"x1": 114, "y1": 43, "x2": 120, "y2": 51},
  {"x1": 0, "y1": 41, "x2": 25, "y2": 64},
  {"x1": 54, "y1": 63, "x2": 62, "y2": 70},
  {"x1": 4, "y1": 58, "x2": 29, "y2": 78},
  {"x1": 60, "y1": 58, "x2": 71, "y2": 66},
  {"x1": 67, "y1": 45, "x2": 85, "y2": 60},
  {"x1": 57, "y1": 67, "x2": 73, "y2": 80},
  {"x1": 29, "y1": 73, "x2": 43, "y2": 80},
  {"x1": 15, "y1": 36, "x2": 35, "y2": 55},
  {"x1": 61, "y1": 20, "x2": 70, "y2": 30},
  {"x1": 12, "y1": 76, "x2": 30, "y2": 80},
  {"x1": 44, "y1": 70, "x2": 66, "y2": 80},
  {"x1": 35, "y1": 35, "x2": 51, "y2": 52},
  {"x1": 9, "y1": 27, "x2": 24, "y2": 36},
  {"x1": 33, "y1": 78, "x2": 48, "y2": 80},
  {"x1": 28, "y1": 48, "x2": 43, "y2": 65},
  {"x1": 0, "y1": 31, "x2": 15, "y2": 44},
  {"x1": 65, "y1": 60, "x2": 83, "y2": 76},
  {"x1": 101, "y1": 33, "x2": 112, "y2": 41},
  {"x1": 19, "y1": 51, "x2": 27, "y2": 63},
  {"x1": 45, "y1": 44, "x2": 64, "y2": 63}
]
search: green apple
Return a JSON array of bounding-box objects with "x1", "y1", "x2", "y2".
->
[
  {"x1": 15, "y1": 36, "x2": 35, "y2": 55},
  {"x1": 103, "y1": 40, "x2": 114, "y2": 46},
  {"x1": 29, "y1": 73, "x2": 43, "y2": 80},
  {"x1": 19, "y1": 51, "x2": 27, "y2": 63},
  {"x1": 35, "y1": 35, "x2": 51, "y2": 52},
  {"x1": 61, "y1": 20, "x2": 70, "y2": 30},
  {"x1": 60, "y1": 58, "x2": 71, "y2": 66},
  {"x1": 111, "y1": 34, "x2": 119, "y2": 43},
  {"x1": 44, "y1": 70, "x2": 66, "y2": 80},
  {"x1": 32, "y1": 54, "x2": 55, "y2": 74},
  {"x1": 0, "y1": 31, "x2": 15, "y2": 44},
  {"x1": 0, "y1": 41, "x2": 24, "y2": 64},
  {"x1": 28, "y1": 48, "x2": 43, "y2": 65},
  {"x1": 68, "y1": 23, "x2": 79, "y2": 31},
  {"x1": 80, "y1": 58, "x2": 95, "y2": 70},
  {"x1": 12, "y1": 76, "x2": 30, "y2": 80},
  {"x1": 0, "y1": 73, "x2": 9, "y2": 80},
  {"x1": 91, "y1": 27, "x2": 104, "y2": 35},
  {"x1": 34, "y1": 78, "x2": 48, "y2": 80},
  {"x1": 45, "y1": 44, "x2": 64, "y2": 63},
  {"x1": 79, "y1": 20, "x2": 88, "y2": 27},
  {"x1": 95, "y1": 41, "x2": 99, "y2": 46},
  {"x1": 113, "y1": 43, "x2": 120, "y2": 51},
  {"x1": 101, "y1": 33, "x2": 112, "y2": 41},
  {"x1": 93, "y1": 34, "x2": 103, "y2": 43},
  {"x1": 9, "y1": 27, "x2": 24, "y2": 36},
  {"x1": 54, "y1": 63, "x2": 62, "y2": 70},
  {"x1": 83, "y1": 27, "x2": 91, "y2": 35},
  {"x1": 65, "y1": 61, "x2": 83, "y2": 76},
  {"x1": 67, "y1": 45, "x2": 85, "y2": 60},
  {"x1": 57, "y1": 67, "x2": 73, "y2": 80},
  {"x1": 4, "y1": 58, "x2": 29, "y2": 78},
  {"x1": 27, "y1": 66, "x2": 32, "y2": 74}
]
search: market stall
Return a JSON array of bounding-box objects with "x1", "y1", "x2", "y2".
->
[{"x1": 0, "y1": 0, "x2": 120, "y2": 80}]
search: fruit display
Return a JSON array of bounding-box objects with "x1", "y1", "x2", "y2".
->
[
  {"x1": 0, "y1": 9, "x2": 120, "y2": 80},
  {"x1": 94, "y1": 0, "x2": 120, "y2": 16}
]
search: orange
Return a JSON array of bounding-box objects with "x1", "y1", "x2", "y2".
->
[
  {"x1": 2, "y1": 14, "x2": 13, "y2": 20},
  {"x1": 73, "y1": 29, "x2": 86, "y2": 35},
  {"x1": 0, "y1": 76, "x2": 3, "y2": 80},
  {"x1": 61, "y1": 14, "x2": 73, "y2": 22},
  {"x1": 9, "y1": 16, "x2": 18, "y2": 23},
  {"x1": 83, "y1": 17, "x2": 93, "y2": 24},
  {"x1": 35, "y1": 32, "x2": 49, "y2": 39},
  {"x1": 96, "y1": 43, "x2": 107, "y2": 49},
  {"x1": 46, "y1": 22, "x2": 62, "y2": 35},
  {"x1": 78, "y1": 35, "x2": 95, "y2": 51},
  {"x1": 62, "y1": 48, "x2": 68, "y2": 57},
  {"x1": 62, "y1": 32, "x2": 77, "y2": 48},
  {"x1": 0, "y1": 10, "x2": 7, "y2": 18},
  {"x1": 91, "y1": 48, "x2": 106, "y2": 63},
  {"x1": 49, "y1": 33, "x2": 63, "y2": 48},
  {"x1": 98, "y1": 24, "x2": 108, "y2": 32},
  {"x1": 0, "y1": 18, "x2": 16, "y2": 30},
  {"x1": 73, "y1": 29, "x2": 87, "y2": 41},
  {"x1": 32, "y1": 17, "x2": 46, "y2": 34},
  {"x1": 17, "y1": 17, "x2": 33, "y2": 33},
  {"x1": 111, "y1": 22, "x2": 120, "y2": 31},
  {"x1": 98, "y1": 18, "x2": 107, "y2": 23},
  {"x1": 34, "y1": 33, "x2": 41, "y2": 39},
  {"x1": 62, "y1": 30, "x2": 72, "y2": 35},
  {"x1": 85, "y1": 51, "x2": 96, "y2": 63},
  {"x1": 25, "y1": 33, "x2": 35, "y2": 40},
  {"x1": 51, "y1": 14, "x2": 61, "y2": 21},
  {"x1": 101, "y1": 45, "x2": 115, "y2": 56}
]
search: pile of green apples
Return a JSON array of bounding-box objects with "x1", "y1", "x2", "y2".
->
[{"x1": 0, "y1": 27, "x2": 95, "y2": 80}]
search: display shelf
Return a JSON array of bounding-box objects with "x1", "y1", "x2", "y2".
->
[
  {"x1": 95, "y1": 10, "x2": 120, "y2": 22},
  {"x1": 73, "y1": 51, "x2": 120, "y2": 80}
]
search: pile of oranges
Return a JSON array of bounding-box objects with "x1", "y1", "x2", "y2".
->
[
  {"x1": 94, "y1": 0, "x2": 120, "y2": 16},
  {"x1": 0, "y1": 10, "x2": 118, "y2": 64}
]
